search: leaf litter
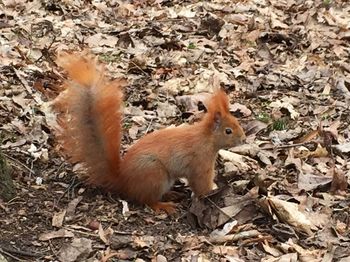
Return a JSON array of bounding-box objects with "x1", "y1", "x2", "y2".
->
[{"x1": 0, "y1": 0, "x2": 350, "y2": 261}]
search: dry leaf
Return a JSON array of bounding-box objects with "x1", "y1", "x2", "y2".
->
[
  {"x1": 39, "y1": 229, "x2": 74, "y2": 241},
  {"x1": 330, "y1": 168, "x2": 348, "y2": 194},
  {"x1": 65, "y1": 196, "x2": 83, "y2": 221},
  {"x1": 52, "y1": 210, "x2": 66, "y2": 228},
  {"x1": 266, "y1": 196, "x2": 317, "y2": 235},
  {"x1": 98, "y1": 224, "x2": 114, "y2": 245},
  {"x1": 58, "y1": 238, "x2": 92, "y2": 262}
]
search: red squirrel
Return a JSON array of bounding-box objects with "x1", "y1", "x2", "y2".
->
[{"x1": 54, "y1": 53, "x2": 246, "y2": 214}]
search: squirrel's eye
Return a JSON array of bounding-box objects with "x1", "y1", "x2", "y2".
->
[{"x1": 225, "y1": 128, "x2": 233, "y2": 135}]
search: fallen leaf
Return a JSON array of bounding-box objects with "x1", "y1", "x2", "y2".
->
[
  {"x1": 133, "y1": 235, "x2": 155, "y2": 248},
  {"x1": 52, "y1": 210, "x2": 66, "y2": 228},
  {"x1": 230, "y1": 103, "x2": 251, "y2": 117},
  {"x1": 210, "y1": 220, "x2": 238, "y2": 237},
  {"x1": 65, "y1": 196, "x2": 83, "y2": 221},
  {"x1": 212, "y1": 245, "x2": 239, "y2": 256},
  {"x1": 218, "y1": 150, "x2": 252, "y2": 174},
  {"x1": 58, "y1": 238, "x2": 92, "y2": 262},
  {"x1": 334, "y1": 142, "x2": 350, "y2": 154},
  {"x1": 330, "y1": 168, "x2": 348, "y2": 194},
  {"x1": 39, "y1": 229, "x2": 74, "y2": 241},
  {"x1": 176, "y1": 93, "x2": 210, "y2": 113},
  {"x1": 264, "y1": 196, "x2": 317, "y2": 235},
  {"x1": 98, "y1": 224, "x2": 114, "y2": 245}
]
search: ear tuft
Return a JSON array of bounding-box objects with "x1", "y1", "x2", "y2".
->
[
  {"x1": 206, "y1": 89, "x2": 230, "y2": 115},
  {"x1": 203, "y1": 89, "x2": 230, "y2": 131}
]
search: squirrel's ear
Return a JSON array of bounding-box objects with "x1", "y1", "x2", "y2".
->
[{"x1": 213, "y1": 111, "x2": 222, "y2": 130}]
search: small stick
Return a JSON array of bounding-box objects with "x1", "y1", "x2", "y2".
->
[
  {"x1": 209, "y1": 229, "x2": 261, "y2": 244},
  {"x1": 0, "y1": 246, "x2": 40, "y2": 261},
  {"x1": 129, "y1": 60, "x2": 148, "y2": 76},
  {"x1": 240, "y1": 234, "x2": 273, "y2": 246},
  {"x1": 206, "y1": 197, "x2": 233, "y2": 220},
  {"x1": 0, "y1": 248, "x2": 23, "y2": 261},
  {"x1": 263, "y1": 141, "x2": 316, "y2": 150},
  {"x1": 144, "y1": 117, "x2": 154, "y2": 134},
  {"x1": 2, "y1": 153, "x2": 35, "y2": 175},
  {"x1": 48, "y1": 239, "x2": 59, "y2": 259}
]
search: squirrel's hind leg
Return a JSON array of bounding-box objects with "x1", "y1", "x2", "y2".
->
[{"x1": 121, "y1": 156, "x2": 176, "y2": 213}]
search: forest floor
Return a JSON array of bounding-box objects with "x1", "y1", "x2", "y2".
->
[{"x1": 1, "y1": 0, "x2": 350, "y2": 261}]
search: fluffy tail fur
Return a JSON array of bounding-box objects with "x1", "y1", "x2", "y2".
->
[{"x1": 54, "y1": 53, "x2": 124, "y2": 187}]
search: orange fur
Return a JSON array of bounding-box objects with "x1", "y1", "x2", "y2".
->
[
  {"x1": 54, "y1": 53, "x2": 246, "y2": 214},
  {"x1": 54, "y1": 53, "x2": 123, "y2": 187}
]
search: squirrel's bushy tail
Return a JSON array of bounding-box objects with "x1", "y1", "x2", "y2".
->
[{"x1": 54, "y1": 53, "x2": 124, "y2": 187}]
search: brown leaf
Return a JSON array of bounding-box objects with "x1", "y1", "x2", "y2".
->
[
  {"x1": 298, "y1": 172, "x2": 332, "y2": 191},
  {"x1": 212, "y1": 245, "x2": 239, "y2": 256},
  {"x1": 65, "y1": 196, "x2": 83, "y2": 221},
  {"x1": 295, "y1": 129, "x2": 319, "y2": 144},
  {"x1": 39, "y1": 229, "x2": 74, "y2": 241},
  {"x1": 98, "y1": 224, "x2": 114, "y2": 245},
  {"x1": 52, "y1": 210, "x2": 66, "y2": 228},
  {"x1": 230, "y1": 103, "x2": 251, "y2": 117},
  {"x1": 264, "y1": 196, "x2": 317, "y2": 236},
  {"x1": 330, "y1": 168, "x2": 348, "y2": 194},
  {"x1": 176, "y1": 93, "x2": 210, "y2": 113},
  {"x1": 58, "y1": 238, "x2": 92, "y2": 262}
]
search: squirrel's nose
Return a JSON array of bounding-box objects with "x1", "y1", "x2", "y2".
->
[{"x1": 234, "y1": 133, "x2": 246, "y2": 146}]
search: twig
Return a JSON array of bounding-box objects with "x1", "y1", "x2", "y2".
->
[
  {"x1": 100, "y1": 251, "x2": 121, "y2": 262},
  {"x1": 240, "y1": 234, "x2": 273, "y2": 246},
  {"x1": 12, "y1": 67, "x2": 33, "y2": 95},
  {"x1": 64, "y1": 226, "x2": 97, "y2": 237},
  {"x1": 34, "y1": 35, "x2": 57, "y2": 63},
  {"x1": 209, "y1": 230, "x2": 261, "y2": 244},
  {"x1": 0, "y1": 246, "x2": 40, "y2": 261},
  {"x1": 55, "y1": 176, "x2": 83, "y2": 206},
  {"x1": 129, "y1": 60, "x2": 148, "y2": 76},
  {"x1": 7, "y1": 196, "x2": 25, "y2": 205},
  {"x1": 263, "y1": 141, "x2": 316, "y2": 150},
  {"x1": 145, "y1": 118, "x2": 154, "y2": 134},
  {"x1": 205, "y1": 197, "x2": 233, "y2": 220},
  {"x1": 67, "y1": 177, "x2": 83, "y2": 198},
  {"x1": 2, "y1": 153, "x2": 35, "y2": 175},
  {"x1": 0, "y1": 248, "x2": 23, "y2": 261},
  {"x1": 48, "y1": 239, "x2": 59, "y2": 260}
]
